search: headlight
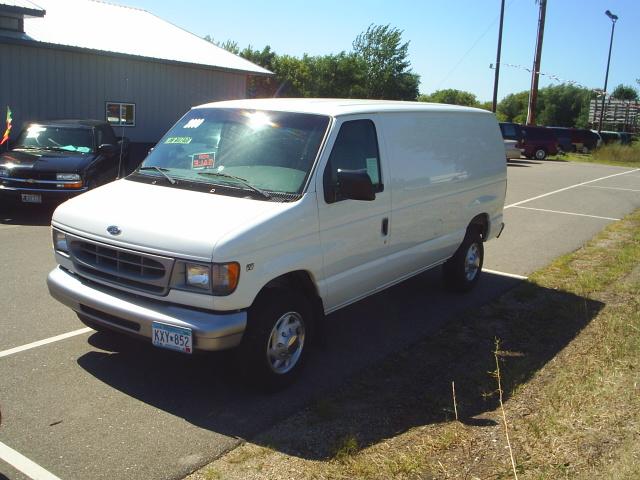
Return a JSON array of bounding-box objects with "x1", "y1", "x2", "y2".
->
[
  {"x1": 52, "y1": 230, "x2": 68, "y2": 253},
  {"x1": 0, "y1": 167, "x2": 8, "y2": 177},
  {"x1": 186, "y1": 264, "x2": 210, "y2": 289},
  {"x1": 56, "y1": 173, "x2": 81, "y2": 181}
]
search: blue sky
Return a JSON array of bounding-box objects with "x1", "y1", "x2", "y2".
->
[{"x1": 117, "y1": 0, "x2": 638, "y2": 102}]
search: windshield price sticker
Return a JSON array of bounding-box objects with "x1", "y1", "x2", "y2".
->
[
  {"x1": 191, "y1": 152, "x2": 215, "y2": 169},
  {"x1": 164, "y1": 136, "x2": 192, "y2": 144},
  {"x1": 183, "y1": 118, "x2": 205, "y2": 129}
]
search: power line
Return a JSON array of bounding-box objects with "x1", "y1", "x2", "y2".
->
[{"x1": 435, "y1": 0, "x2": 520, "y2": 90}]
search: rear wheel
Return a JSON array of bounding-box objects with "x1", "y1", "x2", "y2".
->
[
  {"x1": 443, "y1": 228, "x2": 484, "y2": 292},
  {"x1": 534, "y1": 148, "x2": 547, "y2": 160},
  {"x1": 237, "y1": 289, "x2": 311, "y2": 390}
]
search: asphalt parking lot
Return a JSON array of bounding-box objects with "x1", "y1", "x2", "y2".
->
[{"x1": 1, "y1": 159, "x2": 639, "y2": 480}]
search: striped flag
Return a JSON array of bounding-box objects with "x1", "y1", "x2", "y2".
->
[{"x1": 0, "y1": 106, "x2": 11, "y2": 146}]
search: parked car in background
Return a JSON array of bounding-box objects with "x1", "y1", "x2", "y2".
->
[
  {"x1": 519, "y1": 125, "x2": 559, "y2": 160},
  {"x1": 595, "y1": 130, "x2": 621, "y2": 145},
  {"x1": 572, "y1": 128, "x2": 600, "y2": 153},
  {"x1": 504, "y1": 139, "x2": 521, "y2": 159},
  {"x1": 499, "y1": 122, "x2": 522, "y2": 142},
  {"x1": 618, "y1": 132, "x2": 633, "y2": 145},
  {"x1": 0, "y1": 120, "x2": 128, "y2": 205},
  {"x1": 548, "y1": 127, "x2": 573, "y2": 153}
]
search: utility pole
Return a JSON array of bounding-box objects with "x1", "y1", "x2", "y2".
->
[
  {"x1": 492, "y1": 0, "x2": 506, "y2": 113},
  {"x1": 598, "y1": 10, "x2": 618, "y2": 133},
  {"x1": 526, "y1": 0, "x2": 547, "y2": 125}
]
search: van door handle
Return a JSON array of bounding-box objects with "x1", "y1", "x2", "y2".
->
[{"x1": 381, "y1": 217, "x2": 389, "y2": 236}]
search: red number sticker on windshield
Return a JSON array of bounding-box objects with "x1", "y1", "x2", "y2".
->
[{"x1": 192, "y1": 152, "x2": 215, "y2": 169}]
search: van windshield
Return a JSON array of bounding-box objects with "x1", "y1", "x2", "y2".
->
[{"x1": 138, "y1": 108, "x2": 330, "y2": 196}]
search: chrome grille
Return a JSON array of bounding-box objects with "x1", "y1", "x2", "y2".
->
[{"x1": 68, "y1": 236, "x2": 174, "y2": 295}]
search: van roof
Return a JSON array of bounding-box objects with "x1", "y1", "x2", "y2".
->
[{"x1": 194, "y1": 98, "x2": 491, "y2": 117}]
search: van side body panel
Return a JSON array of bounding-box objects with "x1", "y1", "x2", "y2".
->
[{"x1": 376, "y1": 110, "x2": 506, "y2": 286}]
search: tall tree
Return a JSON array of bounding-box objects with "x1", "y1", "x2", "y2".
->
[
  {"x1": 206, "y1": 24, "x2": 419, "y2": 100},
  {"x1": 203, "y1": 36, "x2": 240, "y2": 55},
  {"x1": 497, "y1": 91, "x2": 530, "y2": 123},
  {"x1": 496, "y1": 84, "x2": 595, "y2": 127},
  {"x1": 611, "y1": 84, "x2": 639, "y2": 101},
  {"x1": 352, "y1": 24, "x2": 419, "y2": 100},
  {"x1": 418, "y1": 89, "x2": 479, "y2": 107},
  {"x1": 536, "y1": 84, "x2": 594, "y2": 127}
]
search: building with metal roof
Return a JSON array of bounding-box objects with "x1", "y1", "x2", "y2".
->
[{"x1": 0, "y1": 0, "x2": 271, "y2": 146}]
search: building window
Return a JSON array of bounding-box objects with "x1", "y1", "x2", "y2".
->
[
  {"x1": 0, "y1": 15, "x2": 23, "y2": 32},
  {"x1": 106, "y1": 102, "x2": 135, "y2": 127}
]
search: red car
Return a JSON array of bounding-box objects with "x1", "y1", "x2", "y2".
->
[{"x1": 518, "y1": 126, "x2": 559, "y2": 160}]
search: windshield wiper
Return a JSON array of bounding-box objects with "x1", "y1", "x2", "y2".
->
[
  {"x1": 139, "y1": 166, "x2": 177, "y2": 185},
  {"x1": 197, "y1": 171, "x2": 271, "y2": 199},
  {"x1": 39, "y1": 146, "x2": 75, "y2": 152}
]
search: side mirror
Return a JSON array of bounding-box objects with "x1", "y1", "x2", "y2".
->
[
  {"x1": 336, "y1": 168, "x2": 375, "y2": 201},
  {"x1": 98, "y1": 143, "x2": 116, "y2": 154}
]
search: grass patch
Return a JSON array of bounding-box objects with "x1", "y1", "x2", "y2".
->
[
  {"x1": 186, "y1": 209, "x2": 640, "y2": 480},
  {"x1": 556, "y1": 142, "x2": 640, "y2": 168},
  {"x1": 332, "y1": 434, "x2": 359, "y2": 461}
]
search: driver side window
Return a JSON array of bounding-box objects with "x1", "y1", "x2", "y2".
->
[{"x1": 323, "y1": 119, "x2": 382, "y2": 203}]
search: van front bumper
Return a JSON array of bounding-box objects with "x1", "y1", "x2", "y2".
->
[{"x1": 47, "y1": 266, "x2": 247, "y2": 351}]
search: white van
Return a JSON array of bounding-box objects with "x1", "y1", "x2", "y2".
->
[{"x1": 47, "y1": 99, "x2": 506, "y2": 388}]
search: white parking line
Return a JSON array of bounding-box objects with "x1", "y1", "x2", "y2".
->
[
  {"x1": 505, "y1": 168, "x2": 640, "y2": 209},
  {"x1": 581, "y1": 185, "x2": 640, "y2": 193},
  {"x1": 0, "y1": 441, "x2": 62, "y2": 480},
  {"x1": 513, "y1": 206, "x2": 620, "y2": 221},
  {"x1": 0, "y1": 328, "x2": 92, "y2": 359},
  {"x1": 483, "y1": 269, "x2": 528, "y2": 280}
]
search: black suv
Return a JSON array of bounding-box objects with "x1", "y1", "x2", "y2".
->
[{"x1": 0, "y1": 120, "x2": 128, "y2": 205}]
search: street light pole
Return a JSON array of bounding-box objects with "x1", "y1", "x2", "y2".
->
[{"x1": 598, "y1": 10, "x2": 618, "y2": 133}]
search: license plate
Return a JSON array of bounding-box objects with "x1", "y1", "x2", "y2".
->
[
  {"x1": 152, "y1": 322, "x2": 193, "y2": 354},
  {"x1": 21, "y1": 193, "x2": 42, "y2": 203}
]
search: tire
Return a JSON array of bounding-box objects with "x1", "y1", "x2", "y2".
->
[
  {"x1": 534, "y1": 148, "x2": 547, "y2": 160},
  {"x1": 443, "y1": 228, "x2": 484, "y2": 292},
  {"x1": 581, "y1": 146, "x2": 590, "y2": 154},
  {"x1": 237, "y1": 289, "x2": 312, "y2": 390}
]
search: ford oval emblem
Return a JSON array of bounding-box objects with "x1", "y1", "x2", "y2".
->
[{"x1": 107, "y1": 225, "x2": 122, "y2": 236}]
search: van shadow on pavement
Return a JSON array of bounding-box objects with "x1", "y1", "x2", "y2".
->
[{"x1": 76, "y1": 270, "x2": 602, "y2": 461}]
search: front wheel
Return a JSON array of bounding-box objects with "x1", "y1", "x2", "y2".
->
[
  {"x1": 237, "y1": 290, "x2": 311, "y2": 390},
  {"x1": 443, "y1": 229, "x2": 484, "y2": 292}
]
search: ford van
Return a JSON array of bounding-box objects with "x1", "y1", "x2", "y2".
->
[{"x1": 47, "y1": 99, "x2": 507, "y2": 388}]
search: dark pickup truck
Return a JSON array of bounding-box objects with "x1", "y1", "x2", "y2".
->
[{"x1": 0, "y1": 120, "x2": 128, "y2": 205}]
